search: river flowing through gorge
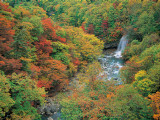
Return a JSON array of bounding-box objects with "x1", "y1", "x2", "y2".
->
[
  {"x1": 98, "y1": 35, "x2": 128, "y2": 82},
  {"x1": 42, "y1": 35, "x2": 128, "y2": 120}
]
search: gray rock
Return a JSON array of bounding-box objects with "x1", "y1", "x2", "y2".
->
[
  {"x1": 48, "y1": 117, "x2": 53, "y2": 120},
  {"x1": 104, "y1": 42, "x2": 119, "y2": 49},
  {"x1": 44, "y1": 107, "x2": 52, "y2": 116},
  {"x1": 39, "y1": 98, "x2": 60, "y2": 116}
]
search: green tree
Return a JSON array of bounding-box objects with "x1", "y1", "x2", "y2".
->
[
  {"x1": 136, "y1": 11, "x2": 157, "y2": 36},
  {"x1": 148, "y1": 63, "x2": 160, "y2": 92},
  {"x1": 0, "y1": 71, "x2": 15, "y2": 119},
  {"x1": 133, "y1": 70, "x2": 155, "y2": 96},
  {"x1": 9, "y1": 73, "x2": 45, "y2": 119},
  {"x1": 0, "y1": 72, "x2": 46, "y2": 120},
  {"x1": 112, "y1": 85, "x2": 153, "y2": 119}
]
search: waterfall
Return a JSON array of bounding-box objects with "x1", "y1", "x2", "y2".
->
[{"x1": 114, "y1": 35, "x2": 128, "y2": 58}]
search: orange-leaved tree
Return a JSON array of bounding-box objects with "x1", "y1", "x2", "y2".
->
[
  {"x1": 0, "y1": 3, "x2": 22, "y2": 74},
  {"x1": 148, "y1": 92, "x2": 160, "y2": 120},
  {"x1": 34, "y1": 36, "x2": 68, "y2": 89}
]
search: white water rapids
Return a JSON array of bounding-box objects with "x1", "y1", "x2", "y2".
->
[
  {"x1": 98, "y1": 50, "x2": 124, "y2": 82},
  {"x1": 98, "y1": 35, "x2": 128, "y2": 82}
]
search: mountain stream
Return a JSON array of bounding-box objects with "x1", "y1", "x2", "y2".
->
[{"x1": 42, "y1": 35, "x2": 128, "y2": 120}]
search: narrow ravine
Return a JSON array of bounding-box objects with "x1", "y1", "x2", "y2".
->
[{"x1": 41, "y1": 35, "x2": 128, "y2": 120}]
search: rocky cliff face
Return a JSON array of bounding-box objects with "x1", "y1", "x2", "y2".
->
[{"x1": 104, "y1": 42, "x2": 119, "y2": 49}]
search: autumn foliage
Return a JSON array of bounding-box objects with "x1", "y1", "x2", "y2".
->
[
  {"x1": 149, "y1": 92, "x2": 160, "y2": 120},
  {"x1": 0, "y1": 0, "x2": 160, "y2": 119},
  {"x1": 42, "y1": 18, "x2": 66, "y2": 42},
  {"x1": 0, "y1": 3, "x2": 22, "y2": 73}
]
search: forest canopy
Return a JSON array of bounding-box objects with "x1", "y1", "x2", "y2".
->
[{"x1": 0, "y1": 0, "x2": 160, "y2": 120}]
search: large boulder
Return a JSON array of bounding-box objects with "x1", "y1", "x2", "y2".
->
[
  {"x1": 38, "y1": 98, "x2": 60, "y2": 116},
  {"x1": 104, "y1": 42, "x2": 119, "y2": 49}
]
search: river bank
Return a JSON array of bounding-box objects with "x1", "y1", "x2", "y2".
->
[{"x1": 41, "y1": 47, "x2": 125, "y2": 120}]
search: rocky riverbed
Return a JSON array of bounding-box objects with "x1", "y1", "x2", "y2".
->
[
  {"x1": 40, "y1": 74, "x2": 81, "y2": 120},
  {"x1": 98, "y1": 49, "x2": 124, "y2": 82},
  {"x1": 40, "y1": 49, "x2": 124, "y2": 120}
]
